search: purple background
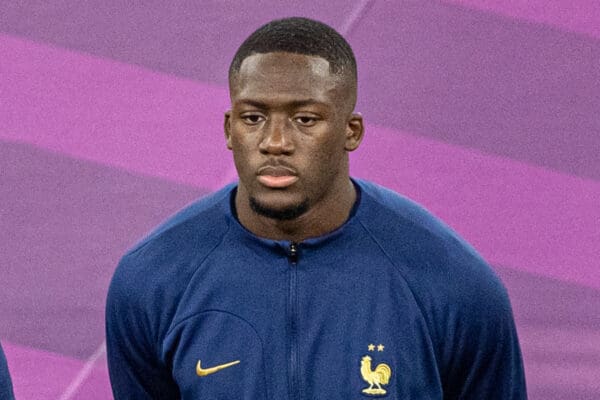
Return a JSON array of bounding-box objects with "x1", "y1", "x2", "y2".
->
[{"x1": 1, "y1": 1, "x2": 599, "y2": 398}]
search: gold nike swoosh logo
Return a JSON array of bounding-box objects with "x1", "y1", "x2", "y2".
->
[{"x1": 196, "y1": 359, "x2": 240, "y2": 377}]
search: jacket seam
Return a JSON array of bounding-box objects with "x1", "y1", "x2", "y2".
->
[
  {"x1": 162, "y1": 220, "x2": 232, "y2": 337},
  {"x1": 356, "y1": 216, "x2": 443, "y2": 377},
  {"x1": 152, "y1": 214, "x2": 232, "y2": 366},
  {"x1": 162, "y1": 308, "x2": 270, "y2": 399}
]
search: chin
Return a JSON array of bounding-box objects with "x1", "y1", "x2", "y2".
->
[{"x1": 249, "y1": 196, "x2": 309, "y2": 221}]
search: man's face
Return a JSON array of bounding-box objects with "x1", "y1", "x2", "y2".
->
[{"x1": 225, "y1": 52, "x2": 362, "y2": 221}]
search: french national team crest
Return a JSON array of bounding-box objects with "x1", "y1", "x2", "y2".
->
[{"x1": 360, "y1": 343, "x2": 392, "y2": 396}]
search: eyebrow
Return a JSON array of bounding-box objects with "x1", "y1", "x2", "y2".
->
[{"x1": 235, "y1": 98, "x2": 326, "y2": 109}]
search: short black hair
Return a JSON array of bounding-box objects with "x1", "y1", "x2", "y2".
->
[{"x1": 229, "y1": 17, "x2": 357, "y2": 83}]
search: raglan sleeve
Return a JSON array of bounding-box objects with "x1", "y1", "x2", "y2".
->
[
  {"x1": 439, "y1": 252, "x2": 528, "y2": 399},
  {"x1": 105, "y1": 252, "x2": 180, "y2": 399}
]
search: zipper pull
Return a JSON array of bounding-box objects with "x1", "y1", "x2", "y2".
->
[{"x1": 289, "y1": 242, "x2": 299, "y2": 264}]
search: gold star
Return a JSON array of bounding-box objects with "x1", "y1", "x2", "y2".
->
[
  {"x1": 368, "y1": 344, "x2": 375, "y2": 351},
  {"x1": 377, "y1": 344, "x2": 385, "y2": 352}
]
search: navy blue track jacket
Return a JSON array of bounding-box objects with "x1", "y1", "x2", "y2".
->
[{"x1": 106, "y1": 179, "x2": 527, "y2": 399}]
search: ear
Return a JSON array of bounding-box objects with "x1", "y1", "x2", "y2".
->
[
  {"x1": 344, "y1": 112, "x2": 364, "y2": 152},
  {"x1": 224, "y1": 111, "x2": 233, "y2": 150}
]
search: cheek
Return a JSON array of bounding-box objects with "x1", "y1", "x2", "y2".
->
[
  {"x1": 305, "y1": 137, "x2": 347, "y2": 178},
  {"x1": 230, "y1": 129, "x2": 257, "y2": 156},
  {"x1": 230, "y1": 140, "x2": 255, "y2": 177}
]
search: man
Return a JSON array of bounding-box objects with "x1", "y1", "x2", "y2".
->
[
  {"x1": 0, "y1": 343, "x2": 15, "y2": 400},
  {"x1": 106, "y1": 17, "x2": 527, "y2": 399}
]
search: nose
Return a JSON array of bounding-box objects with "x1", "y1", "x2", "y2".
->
[{"x1": 258, "y1": 116, "x2": 294, "y2": 155}]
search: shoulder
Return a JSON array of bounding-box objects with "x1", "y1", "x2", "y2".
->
[
  {"x1": 354, "y1": 178, "x2": 511, "y2": 319},
  {"x1": 355, "y1": 179, "x2": 517, "y2": 366},
  {"x1": 120, "y1": 183, "x2": 234, "y2": 268},
  {"x1": 356, "y1": 178, "x2": 494, "y2": 271},
  {"x1": 129, "y1": 183, "x2": 235, "y2": 253},
  {"x1": 106, "y1": 185, "x2": 235, "y2": 333},
  {"x1": 355, "y1": 179, "x2": 461, "y2": 241},
  {"x1": 355, "y1": 179, "x2": 469, "y2": 261}
]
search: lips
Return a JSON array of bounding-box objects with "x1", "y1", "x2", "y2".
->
[{"x1": 257, "y1": 165, "x2": 299, "y2": 188}]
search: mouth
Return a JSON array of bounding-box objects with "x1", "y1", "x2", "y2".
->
[{"x1": 257, "y1": 165, "x2": 299, "y2": 189}]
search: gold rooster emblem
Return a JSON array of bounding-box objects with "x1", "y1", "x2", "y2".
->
[{"x1": 360, "y1": 355, "x2": 392, "y2": 396}]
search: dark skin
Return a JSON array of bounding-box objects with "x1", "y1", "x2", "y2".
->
[{"x1": 225, "y1": 52, "x2": 364, "y2": 242}]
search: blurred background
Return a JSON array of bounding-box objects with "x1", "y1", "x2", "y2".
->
[{"x1": 1, "y1": 1, "x2": 599, "y2": 398}]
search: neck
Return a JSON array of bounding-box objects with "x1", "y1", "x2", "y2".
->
[{"x1": 235, "y1": 179, "x2": 357, "y2": 242}]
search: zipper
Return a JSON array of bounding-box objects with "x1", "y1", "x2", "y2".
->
[
  {"x1": 289, "y1": 242, "x2": 299, "y2": 264},
  {"x1": 288, "y1": 242, "x2": 299, "y2": 400}
]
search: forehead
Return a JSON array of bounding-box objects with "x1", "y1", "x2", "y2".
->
[{"x1": 230, "y1": 52, "x2": 343, "y2": 104}]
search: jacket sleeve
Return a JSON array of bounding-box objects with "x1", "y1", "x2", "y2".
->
[
  {"x1": 439, "y1": 262, "x2": 528, "y2": 399},
  {"x1": 105, "y1": 253, "x2": 180, "y2": 399},
  {"x1": 0, "y1": 343, "x2": 15, "y2": 400}
]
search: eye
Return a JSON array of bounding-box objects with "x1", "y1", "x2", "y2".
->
[
  {"x1": 241, "y1": 114, "x2": 265, "y2": 125},
  {"x1": 294, "y1": 115, "x2": 319, "y2": 127}
]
